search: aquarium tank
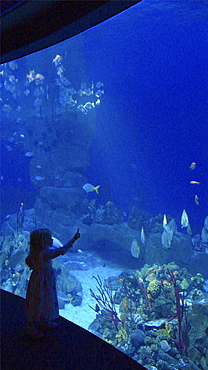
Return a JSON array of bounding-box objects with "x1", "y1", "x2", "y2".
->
[{"x1": 1, "y1": 0, "x2": 208, "y2": 369}]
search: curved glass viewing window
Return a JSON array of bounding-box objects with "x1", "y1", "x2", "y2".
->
[{"x1": 1, "y1": 1, "x2": 208, "y2": 369}]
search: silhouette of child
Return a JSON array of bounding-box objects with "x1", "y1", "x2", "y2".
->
[{"x1": 25, "y1": 228, "x2": 80, "y2": 338}]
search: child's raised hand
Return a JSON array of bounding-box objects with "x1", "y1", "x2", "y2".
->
[{"x1": 73, "y1": 229, "x2": 80, "y2": 242}]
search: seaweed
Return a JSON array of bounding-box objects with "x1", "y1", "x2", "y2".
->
[
  {"x1": 89, "y1": 275, "x2": 122, "y2": 330},
  {"x1": 166, "y1": 269, "x2": 188, "y2": 356}
]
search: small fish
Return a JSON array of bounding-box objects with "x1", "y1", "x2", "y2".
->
[
  {"x1": 6, "y1": 145, "x2": 12, "y2": 151},
  {"x1": 9, "y1": 75, "x2": 18, "y2": 83},
  {"x1": 2, "y1": 104, "x2": 12, "y2": 113},
  {"x1": 96, "y1": 82, "x2": 104, "y2": 88},
  {"x1": 25, "y1": 151, "x2": 33, "y2": 157},
  {"x1": 36, "y1": 165, "x2": 42, "y2": 169},
  {"x1": 77, "y1": 104, "x2": 87, "y2": 114},
  {"x1": 95, "y1": 99, "x2": 101, "y2": 106},
  {"x1": 131, "y1": 239, "x2": 140, "y2": 258},
  {"x1": 27, "y1": 70, "x2": 35, "y2": 83},
  {"x1": 83, "y1": 88, "x2": 93, "y2": 96},
  {"x1": 95, "y1": 89, "x2": 104, "y2": 98},
  {"x1": 52, "y1": 54, "x2": 63, "y2": 67},
  {"x1": 141, "y1": 227, "x2": 145, "y2": 244},
  {"x1": 181, "y1": 209, "x2": 189, "y2": 228},
  {"x1": 35, "y1": 73, "x2": 45, "y2": 85},
  {"x1": 190, "y1": 181, "x2": 200, "y2": 185},
  {"x1": 83, "y1": 183, "x2": 100, "y2": 194},
  {"x1": 194, "y1": 195, "x2": 199, "y2": 205},
  {"x1": 34, "y1": 176, "x2": 44, "y2": 181},
  {"x1": 190, "y1": 162, "x2": 196, "y2": 170},
  {"x1": 84, "y1": 102, "x2": 95, "y2": 110}
]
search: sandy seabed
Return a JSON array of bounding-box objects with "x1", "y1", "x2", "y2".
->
[{"x1": 59, "y1": 265, "x2": 122, "y2": 331}]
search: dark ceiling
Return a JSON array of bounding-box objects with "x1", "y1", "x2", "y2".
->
[{"x1": 1, "y1": 0, "x2": 140, "y2": 63}]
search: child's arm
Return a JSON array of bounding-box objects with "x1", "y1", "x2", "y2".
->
[
  {"x1": 60, "y1": 229, "x2": 80, "y2": 255},
  {"x1": 43, "y1": 229, "x2": 80, "y2": 260}
]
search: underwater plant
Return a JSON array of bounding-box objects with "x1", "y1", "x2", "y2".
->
[
  {"x1": 166, "y1": 269, "x2": 188, "y2": 356},
  {"x1": 89, "y1": 275, "x2": 122, "y2": 330},
  {"x1": 136, "y1": 277, "x2": 152, "y2": 310}
]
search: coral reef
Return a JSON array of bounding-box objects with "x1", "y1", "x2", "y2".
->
[
  {"x1": 83, "y1": 200, "x2": 125, "y2": 226},
  {"x1": 89, "y1": 264, "x2": 208, "y2": 370},
  {"x1": 0, "y1": 231, "x2": 30, "y2": 297}
]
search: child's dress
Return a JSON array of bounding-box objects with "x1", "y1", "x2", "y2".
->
[{"x1": 25, "y1": 247, "x2": 65, "y2": 322}]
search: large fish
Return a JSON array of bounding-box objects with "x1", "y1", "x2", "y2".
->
[
  {"x1": 181, "y1": 209, "x2": 192, "y2": 235},
  {"x1": 181, "y1": 209, "x2": 189, "y2": 228},
  {"x1": 161, "y1": 230, "x2": 172, "y2": 249},
  {"x1": 131, "y1": 239, "x2": 140, "y2": 258},
  {"x1": 141, "y1": 227, "x2": 145, "y2": 244},
  {"x1": 83, "y1": 183, "x2": 100, "y2": 194}
]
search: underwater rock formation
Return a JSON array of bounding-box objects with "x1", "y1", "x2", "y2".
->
[
  {"x1": 31, "y1": 116, "x2": 93, "y2": 231},
  {"x1": 144, "y1": 232, "x2": 193, "y2": 269},
  {"x1": 188, "y1": 252, "x2": 208, "y2": 279},
  {"x1": 1, "y1": 207, "x2": 208, "y2": 278},
  {"x1": 83, "y1": 200, "x2": 125, "y2": 226},
  {"x1": 35, "y1": 186, "x2": 84, "y2": 217},
  {"x1": 89, "y1": 222, "x2": 145, "y2": 268},
  {"x1": 127, "y1": 205, "x2": 150, "y2": 231}
]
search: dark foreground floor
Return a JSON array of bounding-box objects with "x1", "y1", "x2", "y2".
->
[{"x1": 1, "y1": 289, "x2": 146, "y2": 370}]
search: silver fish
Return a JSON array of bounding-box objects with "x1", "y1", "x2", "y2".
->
[
  {"x1": 95, "y1": 89, "x2": 104, "y2": 98},
  {"x1": 141, "y1": 227, "x2": 145, "y2": 244},
  {"x1": 181, "y1": 209, "x2": 189, "y2": 228}
]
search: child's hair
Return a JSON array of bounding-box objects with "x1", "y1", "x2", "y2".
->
[{"x1": 30, "y1": 228, "x2": 51, "y2": 254}]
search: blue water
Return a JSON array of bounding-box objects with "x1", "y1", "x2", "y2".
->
[
  {"x1": 1, "y1": 0, "x2": 208, "y2": 233},
  {"x1": 84, "y1": 0, "x2": 208, "y2": 232}
]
